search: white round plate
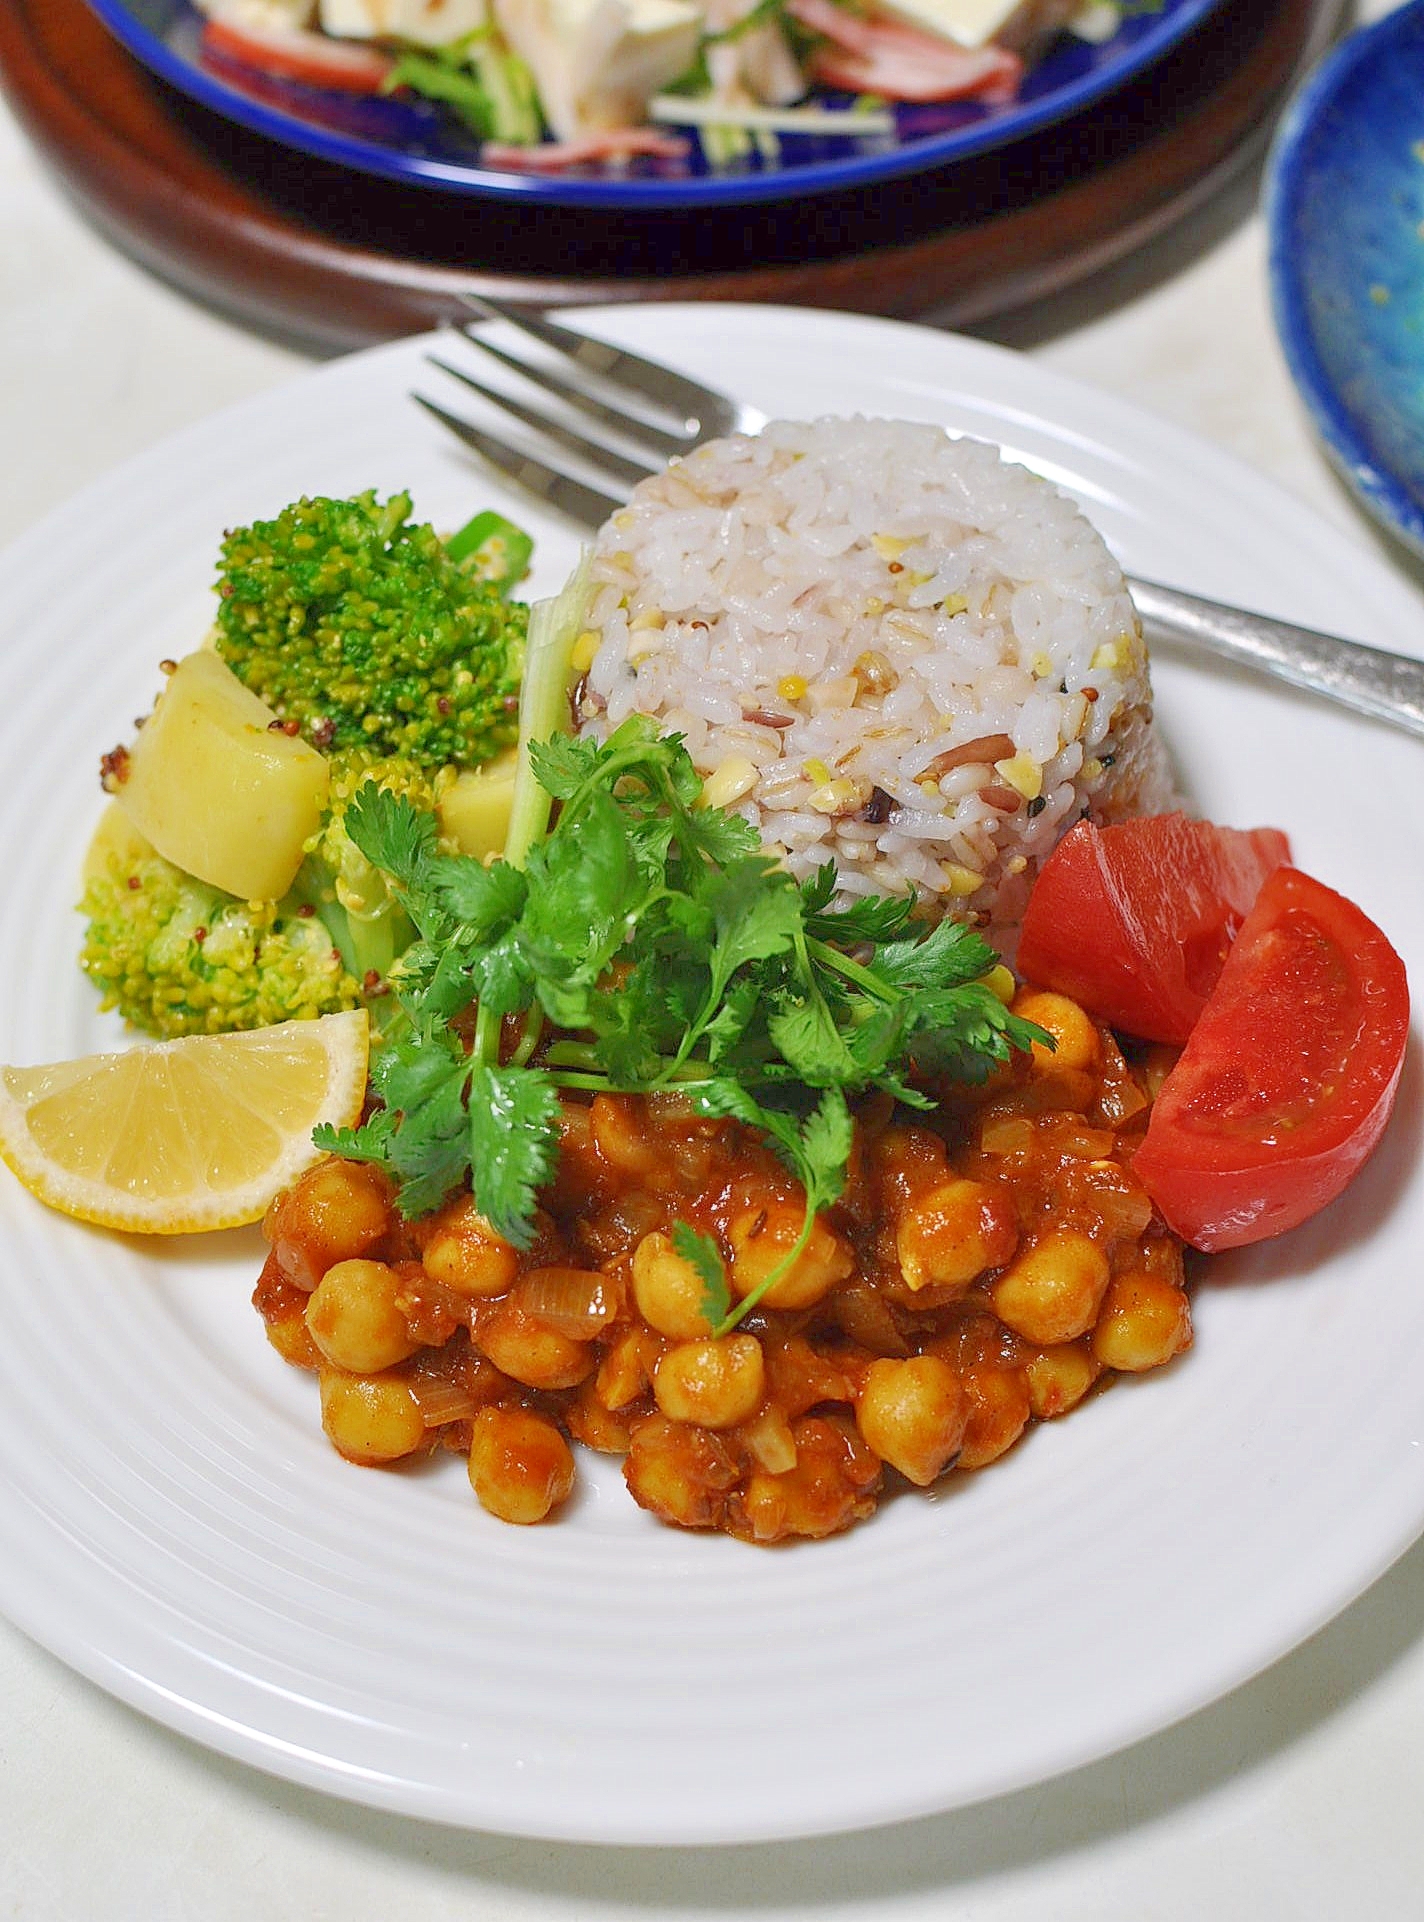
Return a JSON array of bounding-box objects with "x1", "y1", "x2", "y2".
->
[{"x1": 0, "y1": 307, "x2": 1421, "y2": 1846}]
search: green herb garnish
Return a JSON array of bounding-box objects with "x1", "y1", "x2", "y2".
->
[
  {"x1": 315, "y1": 716, "x2": 1047, "y2": 1331},
  {"x1": 671, "y1": 1221, "x2": 732, "y2": 1327},
  {"x1": 383, "y1": 34, "x2": 541, "y2": 145}
]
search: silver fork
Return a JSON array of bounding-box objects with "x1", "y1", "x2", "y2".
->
[{"x1": 416, "y1": 297, "x2": 1424, "y2": 743}]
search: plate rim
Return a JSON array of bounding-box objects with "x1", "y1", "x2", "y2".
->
[
  {"x1": 82, "y1": 0, "x2": 1229, "y2": 210},
  {"x1": 2, "y1": 305, "x2": 1424, "y2": 1845},
  {"x1": 1265, "y1": 3, "x2": 1424, "y2": 557}
]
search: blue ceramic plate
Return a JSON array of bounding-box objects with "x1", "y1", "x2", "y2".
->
[
  {"x1": 1267, "y1": 2, "x2": 1424, "y2": 557},
  {"x1": 86, "y1": 0, "x2": 1227, "y2": 208}
]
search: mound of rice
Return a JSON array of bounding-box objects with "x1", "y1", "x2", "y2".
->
[{"x1": 576, "y1": 418, "x2": 1174, "y2": 945}]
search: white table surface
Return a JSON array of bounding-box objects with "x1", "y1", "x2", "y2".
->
[{"x1": 4, "y1": 5, "x2": 1424, "y2": 1915}]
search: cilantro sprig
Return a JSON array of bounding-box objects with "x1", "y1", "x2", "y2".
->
[{"x1": 315, "y1": 717, "x2": 1047, "y2": 1330}]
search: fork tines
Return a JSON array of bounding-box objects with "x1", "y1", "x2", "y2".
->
[
  {"x1": 411, "y1": 392, "x2": 628, "y2": 531},
  {"x1": 456, "y1": 295, "x2": 727, "y2": 440},
  {"x1": 425, "y1": 350, "x2": 658, "y2": 492},
  {"x1": 416, "y1": 299, "x2": 759, "y2": 528}
]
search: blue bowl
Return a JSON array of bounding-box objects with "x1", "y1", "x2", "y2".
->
[
  {"x1": 85, "y1": 0, "x2": 1226, "y2": 209},
  {"x1": 1267, "y1": 2, "x2": 1424, "y2": 557}
]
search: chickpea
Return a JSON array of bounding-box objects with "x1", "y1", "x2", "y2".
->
[
  {"x1": 418, "y1": 1195, "x2": 519, "y2": 1299},
  {"x1": 1092, "y1": 1271, "x2": 1193, "y2": 1372},
  {"x1": 319, "y1": 1368, "x2": 426, "y2": 1464},
  {"x1": 737, "y1": 1415, "x2": 880, "y2": 1543},
  {"x1": 654, "y1": 1335, "x2": 765, "y2": 1430},
  {"x1": 253, "y1": 1257, "x2": 320, "y2": 1369},
  {"x1": 305, "y1": 1259, "x2": 421, "y2": 1374},
  {"x1": 468, "y1": 1407, "x2": 575, "y2": 1525},
  {"x1": 595, "y1": 1326, "x2": 665, "y2": 1411},
  {"x1": 480, "y1": 1302, "x2": 594, "y2": 1390},
  {"x1": 855, "y1": 1355, "x2": 966, "y2": 1486},
  {"x1": 727, "y1": 1198, "x2": 854, "y2": 1311},
  {"x1": 896, "y1": 1178, "x2": 1018, "y2": 1293},
  {"x1": 956, "y1": 1365, "x2": 1030, "y2": 1470},
  {"x1": 990, "y1": 1230, "x2": 1111, "y2": 1345},
  {"x1": 565, "y1": 1383, "x2": 635, "y2": 1455},
  {"x1": 624, "y1": 1414, "x2": 739, "y2": 1530},
  {"x1": 632, "y1": 1230, "x2": 716, "y2": 1338},
  {"x1": 1012, "y1": 989, "x2": 1101, "y2": 1074},
  {"x1": 589, "y1": 1093, "x2": 661, "y2": 1177},
  {"x1": 265, "y1": 1159, "x2": 392, "y2": 1291},
  {"x1": 265, "y1": 1307, "x2": 322, "y2": 1371},
  {"x1": 1025, "y1": 1341, "x2": 1103, "y2": 1419}
]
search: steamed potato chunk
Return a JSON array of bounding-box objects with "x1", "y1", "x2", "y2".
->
[
  {"x1": 113, "y1": 650, "x2": 328, "y2": 901},
  {"x1": 82, "y1": 800, "x2": 157, "y2": 886},
  {"x1": 437, "y1": 748, "x2": 517, "y2": 861}
]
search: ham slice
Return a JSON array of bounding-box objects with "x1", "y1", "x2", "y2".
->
[{"x1": 788, "y1": 0, "x2": 1022, "y2": 102}]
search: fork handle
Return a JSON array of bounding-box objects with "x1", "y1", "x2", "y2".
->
[{"x1": 1128, "y1": 577, "x2": 1424, "y2": 741}]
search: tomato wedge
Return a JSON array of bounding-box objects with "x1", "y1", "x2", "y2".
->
[
  {"x1": 201, "y1": 19, "x2": 394, "y2": 94},
  {"x1": 1133, "y1": 867, "x2": 1409, "y2": 1252},
  {"x1": 1017, "y1": 814, "x2": 1292, "y2": 1044}
]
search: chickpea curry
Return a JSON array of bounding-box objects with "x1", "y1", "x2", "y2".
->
[
  {"x1": 247, "y1": 717, "x2": 1408, "y2": 1543},
  {"x1": 256, "y1": 987, "x2": 1193, "y2": 1542}
]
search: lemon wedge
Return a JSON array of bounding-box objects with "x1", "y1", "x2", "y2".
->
[{"x1": 0, "y1": 1009, "x2": 369, "y2": 1234}]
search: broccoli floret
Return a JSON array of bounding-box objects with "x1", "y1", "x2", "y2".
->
[
  {"x1": 82, "y1": 484, "x2": 529, "y2": 1040},
  {"x1": 213, "y1": 491, "x2": 526, "y2": 767},
  {"x1": 80, "y1": 852, "x2": 362, "y2": 1038},
  {"x1": 79, "y1": 755, "x2": 446, "y2": 1041}
]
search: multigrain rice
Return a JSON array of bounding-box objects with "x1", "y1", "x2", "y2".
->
[{"x1": 576, "y1": 419, "x2": 1174, "y2": 944}]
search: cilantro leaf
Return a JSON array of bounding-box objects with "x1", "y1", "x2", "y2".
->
[
  {"x1": 841, "y1": 1002, "x2": 909, "y2": 1078},
  {"x1": 677, "y1": 803, "x2": 763, "y2": 866},
  {"x1": 585, "y1": 960, "x2": 682, "y2": 1081},
  {"x1": 683, "y1": 1076, "x2": 846, "y2": 1210},
  {"x1": 798, "y1": 1087, "x2": 854, "y2": 1211},
  {"x1": 433, "y1": 854, "x2": 528, "y2": 937},
  {"x1": 314, "y1": 718, "x2": 1039, "y2": 1250},
  {"x1": 463, "y1": 928, "x2": 535, "y2": 1019},
  {"x1": 867, "y1": 915, "x2": 996, "y2": 991},
  {"x1": 700, "y1": 971, "x2": 761, "y2": 1066},
  {"x1": 525, "y1": 729, "x2": 605, "y2": 800},
  {"x1": 765, "y1": 992, "x2": 859, "y2": 1086},
  {"x1": 704, "y1": 860, "x2": 802, "y2": 997},
  {"x1": 364, "y1": 1036, "x2": 476, "y2": 1216},
  {"x1": 466, "y1": 1063, "x2": 562, "y2": 1248},
  {"x1": 801, "y1": 866, "x2": 916, "y2": 944},
  {"x1": 907, "y1": 984, "x2": 1050, "y2": 1083},
  {"x1": 520, "y1": 788, "x2": 642, "y2": 982},
  {"x1": 683, "y1": 1074, "x2": 814, "y2": 1184},
  {"x1": 671, "y1": 1220, "x2": 731, "y2": 1326},
  {"x1": 342, "y1": 783, "x2": 440, "y2": 894},
  {"x1": 313, "y1": 1108, "x2": 396, "y2": 1164},
  {"x1": 798, "y1": 863, "x2": 838, "y2": 917}
]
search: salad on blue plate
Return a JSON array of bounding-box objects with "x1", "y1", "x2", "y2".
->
[{"x1": 189, "y1": 0, "x2": 1122, "y2": 172}]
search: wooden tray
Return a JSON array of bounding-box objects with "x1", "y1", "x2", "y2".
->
[{"x1": 0, "y1": 0, "x2": 1337, "y2": 350}]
